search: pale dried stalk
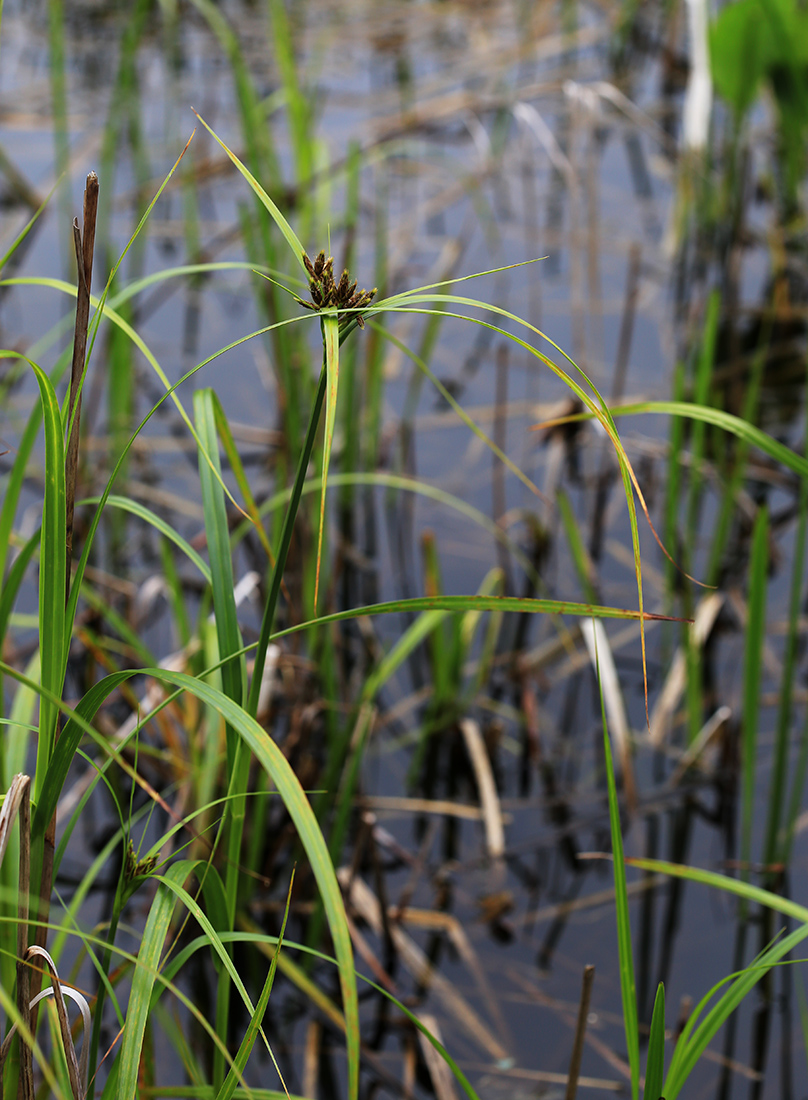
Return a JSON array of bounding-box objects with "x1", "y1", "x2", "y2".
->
[
  {"x1": 460, "y1": 718, "x2": 505, "y2": 858},
  {"x1": 23, "y1": 949, "x2": 86, "y2": 1100},
  {"x1": 339, "y1": 870, "x2": 510, "y2": 1063},
  {"x1": 580, "y1": 618, "x2": 636, "y2": 810},
  {"x1": 417, "y1": 1015, "x2": 458, "y2": 1100}
]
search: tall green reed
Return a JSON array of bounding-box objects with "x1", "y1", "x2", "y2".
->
[
  {"x1": 600, "y1": 645, "x2": 808, "y2": 1100},
  {"x1": 0, "y1": 110, "x2": 675, "y2": 1094}
]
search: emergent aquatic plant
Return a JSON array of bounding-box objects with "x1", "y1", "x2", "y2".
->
[{"x1": 710, "y1": 0, "x2": 808, "y2": 211}]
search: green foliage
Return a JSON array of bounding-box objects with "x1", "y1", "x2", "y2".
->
[
  {"x1": 710, "y1": 0, "x2": 772, "y2": 119},
  {"x1": 599, "y1": 640, "x2": 639, "y2": 1100},
  {"x1": 644, "y1": 983, "x2": 666, "y2": 1100},
  {"x1": 2, "y1": 6, "x2": 808, "y2": 1098},
  {"x1": 710, "y1": 0, "x2": 808, "y2": 203},
  {"x1": 741, "y1": 506, "x2": 769, "y2": 875}
]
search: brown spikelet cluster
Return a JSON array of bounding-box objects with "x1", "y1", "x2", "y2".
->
[{"x1": 299, "y1": 250, "x2": 376, "y2": 329}]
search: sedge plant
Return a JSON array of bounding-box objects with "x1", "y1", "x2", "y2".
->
[{"x1": 2, "y1": 68, "x2": 808, "y2": 1097}]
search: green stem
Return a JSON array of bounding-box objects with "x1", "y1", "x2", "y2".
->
[
  {"x1": 87, "y1": 885, "x2": 124, "y2": 1087},
  {"x1": 246, "y1": 343, "x2": 329, "y2": 719}
]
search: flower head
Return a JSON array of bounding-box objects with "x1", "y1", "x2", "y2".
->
[{"x1": 299, "y1": 250, "x2": 376, "y2": 329}]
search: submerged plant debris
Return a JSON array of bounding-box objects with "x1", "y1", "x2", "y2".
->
[{"x1": 0, "y1": 0, "x2": 807, "y2": 1098}]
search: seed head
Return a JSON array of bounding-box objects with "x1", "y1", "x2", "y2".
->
[{"x1": 299, "y1": 248, "x2": 376, "y2": 330}]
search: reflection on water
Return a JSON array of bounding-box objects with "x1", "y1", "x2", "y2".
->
[{"x1": 1, "y1": 1, "x2": 807, "y2": 1098}]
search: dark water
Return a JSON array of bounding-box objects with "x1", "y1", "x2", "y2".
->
[{"x1": 2, "y1": 1, "x2": 808, "y2": 1097}]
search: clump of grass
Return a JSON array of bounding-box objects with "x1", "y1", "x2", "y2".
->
[
  {"x1": 2, "y1": 3, "x2": 808, "y2": 1095},
  {"x1": 0, "y1": 112, "x2": 678, "y2": 1095}
]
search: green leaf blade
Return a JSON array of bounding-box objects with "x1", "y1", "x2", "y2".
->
[
  {"x1": 118, "y1": 862, "x2": 190, "y2": 1100},
  {"x1": 31, "y1": 360, "x2": 66, "y2": 802},
  {"x1": 195, "y1": 389, "x2": 246, "y2": 711},
  {"x1": 314, "y1": 313, "x2": 340, "y2": 611},
  {"x1": 643, "y1": 983, "x2": 665, "y2": 1100},
  {"x1": 192, "y1": 111, "x2": 306, "y2": 270},
  {"x1": 741, "y1": 506, "x2": 769, "y2": 874},
  {"x1": 598, "y1": 630, "x2": 640, "y2": 1100}
]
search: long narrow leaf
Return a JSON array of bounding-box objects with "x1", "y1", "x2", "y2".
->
[
  {"x1": 362, "y1": 300, "x2": 659, "y2": 709},
  {"x1": 214, "y1": 876, "x2": 294, "y2": 1100},
  {"x1": 80, "y1": 496, "x2": 211, "y2": 583},
  {"x1": 766, "y1": 432, "x2": 808, "y2": 864},
  {"x1": 194, "y1": 390, "x2": 245, "y2": 711},
  {"x1": 210, "y1": 396, "x2": 273, "y2": 561},
  {"x1": 13, "y1": 663, "x2": 361, "y2": 1100},
  {"x1": 235, "y1": 470, "x2": 539, "y2": 584},
  {"x1": 663, "y1": 925, "x2": 808, "y2": 1096},
  {"x1": 194, "y1": 389, "x2": 251, "y2": 1083},
  {"x1": 269, "y1": 594, "x2": 677, "y2": 644},
  {"x1": 5, "y1": 278, "x2": 240, "y2": 521},
  {"x1": 606, "y1": 401, "x2": 808, "y2": 479},
  {"x1": 741, "y1": 506, "x2": 769, "y2": 875},
  {"x1": 63, "y1": 312, "x2": 307, "y2": 696},
  {"x1": 598, "y1": 629, "x2": 639, "y2": 1100},
  {"x1": 0, "y1": 531, "x2": 39, "y2": 647},
  {"x1": 192, "y1": 112, "x2": 305, "y2": 271},
  {"x1": 314, "y1": 313, "x2": 340, "y2": 611},
  {"x1": 118, "y1": 862, "x2": 189, "y2": 1100},
  {"x1": 626, "y1": 856, "x2": 808, "y2": 933},
  {"x1": 369, "y1": 319, "x2": 546, "y2": 503},
  {"x1": 0, "y1": 368, "x2": 44, "y2": 584},
  {"x1": 643, "y1": 983, "x2": 665, "y2": 1100},
  {"x1": 31, "y1": 360, "x2": 66, "y2": 804},
  {"x1": 246, "y1": 362, "x2": 327, "y2": 720},
  {"x1": 171, "y1": 927, "x2": 484, "y2": 1100}
]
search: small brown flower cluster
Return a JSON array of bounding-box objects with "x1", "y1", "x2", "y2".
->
[
  {"x1": 124, "y1": 839, "x2": 159, "y2": 882},
  {"x1": 299, "y1": 250, "x2": 376, "y2": 329}
]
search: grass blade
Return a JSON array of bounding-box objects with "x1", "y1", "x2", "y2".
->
[
  {"x1": 0, "y1": 372, "x2": 43, "y2": 586},
  {"x1": 766, "y1": 392, "x2": 808, "y2": 866},
  {"x1": 38, "y1": 668, "x2": 362, "y2": 1100},
  {"x1": 268, "y1": 594, "x2": 678, "y2": 646},
  {"x1": 606, "y1": 400, "x2": 808, "y2": 479},
  {"x1": 79, "y1": 496, "x2": 211, "y2": 583},
  {"x1": 192, "y1": 112, "x2": 305, "y2": 271},
  {"x1": 267, "y1": 0, "x2": 312, "y2": 187},
  {"x1": 325, "y1": 608, "x2": 449, "y2": 867},
  {"x1": 194, "y1": 389, "x2": 246, "y2": 712},
  {"x1": 210, "y1": 396, "x2": 273, "y2": 561},
  {"x1": 233, "y1": 470, "x2": 540, "y2": 584},
  {"x1": 30, "y1": 361, "x2": 66, "y2": 807},
  {"x1": 370, "y1": 319, "x2": 547, "y2": 503},
  {"x1": 627, "y1": 856, "x2": 808, "y2": 928},
  {"x1": 643, "y1": 983, "x2": 665, "y2": 1100},
  {"x1": 0, "y1": 532, "x2": 39, "y2": 651},
  {"x1": 314, "y1": 313, "x2": 340, "y2": 612},
  {"x1": 194, "y1": 388, "x2": 250, "y2": 1085},
  {"x1": 597, "y1": 629, "x2": 640, "y2": 1099},
  {"x1": 663, "y1": 925, "x2": 808, "y2": 1096},
  {"x1": 213, "y1": 875, "x2": 294, "y2": 1100},
  {"x1": 741, "y1": 505, "x2": 768, "y2": 876},
  {"x1": 117, "y1": 863, "x2": 184, "y2": 1100},
  {"x1": 557, "y1": 488, "x2": 597, "y2": 603},
  {"x1": 366, "y1": 297, "x2": 660, "y2": 714},
  {"x1": 0, "y1": 176, "x2": 59, "y2": 274}
]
